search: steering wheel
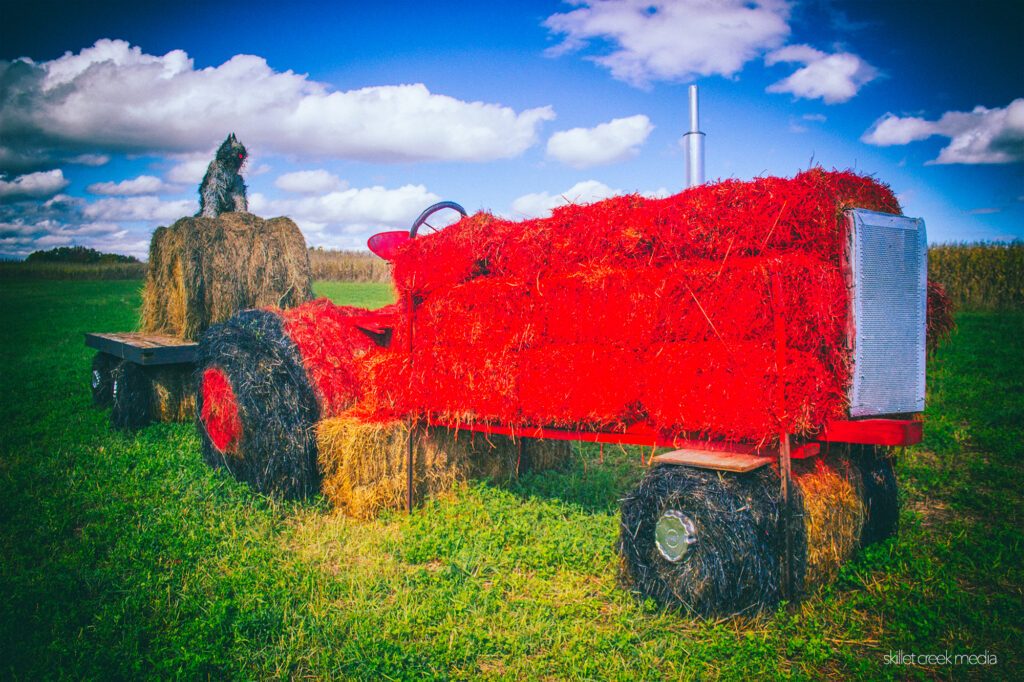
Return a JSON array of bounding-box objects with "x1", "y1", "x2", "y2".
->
[{"x1": 409, "y1": 201, "x2": 468, "y2": 238}]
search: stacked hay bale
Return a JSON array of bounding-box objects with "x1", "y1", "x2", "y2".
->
[
  {"x1": 317, "y1": 415, "x2": 570, "y2": 519},
  {"x1": 141, "y1": 213, "x2": 314, "y2": 340},
  {"x1": 363, "y1": 169, "x2": 901, "y2": 443},
  {"x1": 103, "y1": 212, "x2": 314, "y2": 430}
]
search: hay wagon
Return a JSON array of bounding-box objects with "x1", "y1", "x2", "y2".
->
[
  {"x1": 85, "y1": 332, "x2": 197, "y2": 429},
  {"x1": 355, "y1": 196, "x2": 930, "y2": 616},
  {"x1": 86, "y1": 212, "x2": 315, "y2": 430}
]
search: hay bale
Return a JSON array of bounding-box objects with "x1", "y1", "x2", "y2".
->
[
  {"x1": 792, "y1": 456, "x2": 864, "y2": 589},
  {"x1": 141, "y1": 213, "x2": 313, "y2": 341},
  {"x1": 194, "y1": 309, "x2": 320, "y2": 499},
  {"x1": 618, "y1": 465, "x2": 806, "y2": 617},
  {"x1": 109, "y1": 361, "x2": 195, "y2": 430},
  {"x1": 149, "y1": 365, "x2": 195, "y2": 423},
  {"x1": 619, "y1": 451, "x2": 896, "y2": 615},
  {"x1": 317, "y1": 416, "x2": 571, "y2": 518},
  {"x1": 368, "y1": 170, "x2": 902, "y2": 442}
]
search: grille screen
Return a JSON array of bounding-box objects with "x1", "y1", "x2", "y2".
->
[{"x1": 847, "y1": 209, "x2": 927, "y2": 417}]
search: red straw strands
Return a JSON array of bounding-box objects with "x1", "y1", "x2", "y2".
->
[
  {"x1": 200, "y1": 367, "x2": 242, "y2": 453},
  {"x1": 363, "y1": 170, "x2": 902, "y2": 443},
  {"x1": 278, "y1": 298, "x2": 386, "y2": 415}
]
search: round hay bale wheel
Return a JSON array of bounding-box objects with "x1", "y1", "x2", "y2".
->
[
  {"x1": 110, "y1": 361, "x2": 154, "y2": 430},
  {"x1": 618, "y1": 464, "x2": 805, "y2": 617},
  {"x1": 195, "y1": 309, "x2": 320, "y2": 499},
  {"x1": 853, "y1": 444, "x2": 899, "y2": 546},
  {"x1": 90, "y1": 352, "x2": 119, "y2": 407}
]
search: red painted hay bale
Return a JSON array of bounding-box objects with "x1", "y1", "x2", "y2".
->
[
  {"x1": 363, "y1": 170, "x2": 901, "y2": 443},
  {"x1": 278, "y1": 298, "x2": 388, "y2": 415},
  {"x1": 392, "y1": 169, "x2": 899, "y2": 297}
]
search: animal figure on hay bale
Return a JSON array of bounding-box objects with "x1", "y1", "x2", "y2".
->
[{"x1": 197, "y1": 133, "x2": 248, "y2": 218}]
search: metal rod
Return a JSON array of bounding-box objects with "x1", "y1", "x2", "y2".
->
[
  {"x1": 683, "y1": 84, "x2": 705, "y2": 188},
  {"x1": 779, "y1": 430, "x2": 792, "y2": 601},
  {"x1": 406, "y1": 290, "x2": 415, "y2": 514},
  {"x1": 770, "y1": 269, "x2": 793, "y2": 601}
]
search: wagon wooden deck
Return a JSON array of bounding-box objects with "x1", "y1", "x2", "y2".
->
[{"x1": 84, "y1": 332, "x2": 198, "y2": 366}]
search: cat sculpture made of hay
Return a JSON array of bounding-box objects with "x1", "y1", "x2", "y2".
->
[
  {"x1": 317, "y1": 414, "x2": 572, "y2": 519},
  {"x1": 141, "y1": 212, "x2": 314, "y2": 341}
]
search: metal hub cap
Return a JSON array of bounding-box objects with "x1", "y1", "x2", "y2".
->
[
  {"x1": 91, "y1": 369, "x2": 102, "y2": 390},
  {"x1": 655, "y1": 510, "x2": 698, "y2": 562},
  {"x1": 112, "y1": 377, "x2": 120, "y2": 400}
]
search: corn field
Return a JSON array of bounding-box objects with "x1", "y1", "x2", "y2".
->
[
  {"x1": 307, "y1": 248, "x2": 391, "y2": 283},
  {"x1": 4, "y1": 244, "x2": 1022, "y2": 312},
  {"x1": 929, "y1": 241, "x2": 1023, "y2": 311}
]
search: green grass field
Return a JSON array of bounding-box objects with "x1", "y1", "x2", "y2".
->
[{"x1": 1, "y1": 279, "x2": 1021, "y2": 680}]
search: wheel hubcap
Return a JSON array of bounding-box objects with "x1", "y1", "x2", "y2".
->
[
  {"x1": 655, "y1": 510, "x2": 697, "y2": 562},
  {"x1": 91, "y1": 369, "x2": 102, "y2": 390}
]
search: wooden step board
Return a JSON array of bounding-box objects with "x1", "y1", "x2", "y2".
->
[
  {"x1": 652, "y1": 448, "x2": 776, "y2": 473},
  {"x1": 85, "y1": 332, "x2": 198, "y2": 366}
]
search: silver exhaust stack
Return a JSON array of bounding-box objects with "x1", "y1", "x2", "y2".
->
[{"x1": 683, "y1": 84, "x2": 705, "y2": 188}]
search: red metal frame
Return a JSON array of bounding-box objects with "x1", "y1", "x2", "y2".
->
[
  {"x1": 424, "y1": 416, "x2": 822, "y2": 460},
  {"x1": 817, "y1": 419, "x2": 923, "y2": 446}
]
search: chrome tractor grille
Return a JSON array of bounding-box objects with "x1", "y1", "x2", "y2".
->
[{"x1": 845, "y1": 209, "x2": 928, "y2": 417}]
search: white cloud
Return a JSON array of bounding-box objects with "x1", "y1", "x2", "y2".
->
[
  {"x1": 544, "y1": 0, "x2": 791, "y2": 88},
  {"x1": 274, "y1": 169, "x2": 349, "y2": 194},
  {"x1": 81, "y1": 196, "x2": 197, "y2": 222},
  {"x1": 67, "y1": 154, "x2": 110, "y2": 166},
  {"x1": 165, "y1": 157, "x2": 210, "y2": 185},
  {"x1": 251, "y1": 182, "x2": 440, "y2": 229},
  {"x1": 862, "y1": 115, "x2": 934, "y2": 146},
  {"x1": 546, "y1": 114, "x2": 653, "y2": 168},
  {"x1": 0, "y1": 169, "x2": 70, "y2": 202},
  {"x1": 87, "y1": 174, "x2": 168, "y2": 196},
  {"x1": 862, "y1": 99, "x2": 1024, "y2": 164},
  {"x1": 0, "y1": 39, "x2": 555, "y2": 172},
  {"x1": 765, "y1": 45, "x2": 878, "y2": 104},
  {"x1": 510, "y1": 179, "x2": 668, "y2": 219}
]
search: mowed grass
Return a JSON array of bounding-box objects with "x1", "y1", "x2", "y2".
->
[{"x1": 0, "y1": 279, "x2": 1021, "y2": 680}]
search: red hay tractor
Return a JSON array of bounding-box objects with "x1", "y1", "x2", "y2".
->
[{"x1": 358, "y1": 198, "x2": 928, "y2": 615}]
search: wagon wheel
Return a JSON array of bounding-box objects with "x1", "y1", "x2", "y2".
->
[
  {"x1": 110, "y1": 361, "x2": 154, "y2": 430},
  {"x1": 409, "y1": 201, "x2": 467, "y2": 239},
  {"x1": 90, "y1": 352, "x2": 119, "y2": 407},
  {"x1": 853, "y1": 444, "x2": 899, "y2": 546},
  {"x1": 618, "y1": 464, "x2": 805, "y2": 617}
]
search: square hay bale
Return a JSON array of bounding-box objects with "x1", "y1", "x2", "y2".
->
[
  {"x1": 793, "y1": 456, "x2": 865, "y2": 590},
  {"x1": 317, "y1": 415, "x2": 571, "y2": 519},
  {"x1": 141, "y1": 213, "x2": 314, "y2": 340}
]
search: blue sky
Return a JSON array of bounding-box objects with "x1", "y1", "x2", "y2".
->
[{"x1": 1, "y1": 0, "x2": 1021, "y2": 259}]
